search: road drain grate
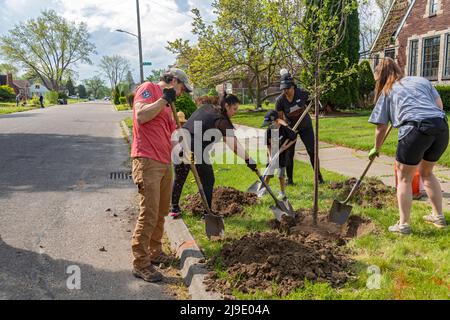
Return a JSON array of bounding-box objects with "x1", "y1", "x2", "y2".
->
[{"x1": 110, "y1": 172, "x2": 132, "y2": 180}]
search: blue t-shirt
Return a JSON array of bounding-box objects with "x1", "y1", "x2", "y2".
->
[{"x1": 369, "y1": 76, "x2": 444, "y2": 140}]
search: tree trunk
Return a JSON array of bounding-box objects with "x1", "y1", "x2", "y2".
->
[{"x1": 313, "y1": 59, "x2": 321, "y2": 226}]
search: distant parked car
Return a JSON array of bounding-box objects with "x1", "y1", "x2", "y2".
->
[{"x1": 103, "y1": 96, "x2": 110, "y2": 101}]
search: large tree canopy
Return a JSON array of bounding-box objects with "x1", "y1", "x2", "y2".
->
[
  {"x1": 0, "y1": 10, "x2": 96, "y2": 91},
  {"x1": 99, "y1": 55, "x2": 131, "y2": 90}
]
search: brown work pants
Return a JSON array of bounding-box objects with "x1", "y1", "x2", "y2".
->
[{"x1": 131, "y1": 158, "x2": 172, "y2": 270}]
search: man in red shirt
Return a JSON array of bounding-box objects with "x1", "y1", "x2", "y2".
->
[{"x1": 131, "y1": 68, "x2": 192, "y2": 282}]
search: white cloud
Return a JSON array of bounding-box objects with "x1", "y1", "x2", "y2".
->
[{"x1": 0, "y1": 0, "x2": 215, "y2": 83}]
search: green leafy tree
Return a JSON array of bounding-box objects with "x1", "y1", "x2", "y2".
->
[
  {"x1": 66, "y1": 77, "x2": 76, "y2": 96},
  {"x1": 168, "y1": 0, "x2": 284, "y2": 109},
  {"x1": 84, "y1": 76, "x2": 105, "y2": 99},
  {"x1": 0, "y1": 10, "x2": 96, "y2": 91},
  {"x1": 146, "y1": 69, "x2": 164, "y2": 83},
  {"x1": 358, "y1": 60, "x2": 375, "y2": 107},
  {"x1": 77, "y1": 84, "x2": 87, "y2": 99}
]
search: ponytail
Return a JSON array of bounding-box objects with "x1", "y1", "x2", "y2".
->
[{"x1": 219, "y1": 92, "x2": 240, "y2": 114}]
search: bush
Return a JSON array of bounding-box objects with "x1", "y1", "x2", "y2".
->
[
  {"x1": 175, "y1": 93, "x2": 197, "y2": 119},
  {"x1": 58, "y1": 92, "x2": 68, "y2": 99},
  {"x1": 45, "y1": 91, "x2": 59, "y2": 105},
  {"x1": 195, "y1": 95, "x2": 219, "y2": 106},
  {"x1": 29, "y1": 96, "x2": 40, "y2": 107},
  {"x1": 358, "y1": 60, "x2": 375, "y2": 108},
  {"x1": 0, "y1": 85, "x2": 16, "y2": 102},
  {"x1": 119, "y1": 97, "x2": 127, "y2": 105},
  {"x1": 435, "y1": 85, "x2": 450, "y2": 111},
  {"x1": 126, "y1": 93, "x2": 135, "y2": 108}
]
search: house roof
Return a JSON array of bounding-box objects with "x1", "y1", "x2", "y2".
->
[
  {"x1": 12, "y1": 80, "x2": 30, "y2": 89},
  {"x1": 371, "y1": 0, "x2": 412, "y2": 53}
]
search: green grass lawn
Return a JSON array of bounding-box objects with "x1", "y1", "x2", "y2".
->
[
  {"x1": 179, "y1": 160, "x2": 449, "y2": 300},
  {"x1": 0, "y1": 106, "x2": 34, "y2": 115},
  {"x1": 233, "y1": 110, "x2": 450, "y2": 168},
  {"x1": 116, "y1": 104, "x2": 132, "y2": 111},
  {"x1": 124, "y1": 115, "x2": 450, "y2": 299}
]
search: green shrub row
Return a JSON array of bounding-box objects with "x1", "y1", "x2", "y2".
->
[{"x1": 435, "y1": 85, "x2": 450, "y2": 111}]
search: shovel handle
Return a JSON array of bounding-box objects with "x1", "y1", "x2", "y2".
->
[
  {"x1": 343, "y1": 125, "x2": 393, "y2": 204},
  {"x1": 253, "y1": 169, "x2": 284, "y2": 209},
  {"x1": 169, "y1": 102, "x2": 214, "y2": 215}
]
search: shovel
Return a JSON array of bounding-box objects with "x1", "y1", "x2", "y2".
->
[
  {"x1": 248, "y1": 101, "x2": 314, "y2": 194},
  {"x1": 252, "y1": 169, "x2": 296, "y2": 221},
  {"x1": 328, "y1": 125, "x2": 393, "y2": 225},
  {"x1": 169, "y1": 102, "x2": 224, "y2": 239}
]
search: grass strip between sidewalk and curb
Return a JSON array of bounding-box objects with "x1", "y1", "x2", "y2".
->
[{"x1": 124, "y1": 117, "x2": 450, "y2": 300}]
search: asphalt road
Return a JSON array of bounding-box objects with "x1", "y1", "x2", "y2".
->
[{"x1": 0, "y1": 102, "x2": 174, "y2": 300}]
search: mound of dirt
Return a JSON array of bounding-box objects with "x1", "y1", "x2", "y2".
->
[
  {"x1": 183, "y1": 187, "x2": 258, "y2": 217},
  {"x1": 330, "y1": 178, "x2": 396, "y2": 209},
  {"x1": 268, "y1": 210, "x2": 376, "y2": 243},
  {"x1": 204, "y1": 232, "x2": 355, "y2": 297}
]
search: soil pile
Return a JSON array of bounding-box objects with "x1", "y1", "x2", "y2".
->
[
  {"x1": 330, "y1": 178, "x2": 396, "y2": 209},
  {"x1": 204, "y1": 232, "x2": 354, "y2": 297},
  {"x1": 269, "y1": 210, "x2": 376, "y2": 242},
  {"x1": 183, "y1": 187, "x2": 258, "y2": 217}
]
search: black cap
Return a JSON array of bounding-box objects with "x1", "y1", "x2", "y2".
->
[
  {"x1": 280, "y1": 72, "x2": 295, "y2": 90},
  {"x1": 262, "y1": 110, "x2": 279, "y2": 127}
]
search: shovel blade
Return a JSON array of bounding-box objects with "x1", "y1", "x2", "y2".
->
[
  {"x1": 204, "y1": 213, "x2": 225, "y2": 239},
  {"x1": 270, "y1": 206, "x2": 288, "y2": 222},
  {"x1": 247, "y1": 181, "x2": 261, "y2": 194},
  {"x1": 328, "y1": 200, "x2": 353, "y2": 225}
]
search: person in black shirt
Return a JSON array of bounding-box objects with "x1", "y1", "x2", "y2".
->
[
  {"x1": 258, "y1": 110, "x2": 297, "y2": 199},
  {"x1": 275, "y1": 70, "x2": 324, "y2": 185},
  {"x1": 169, "y1": 94, "x2": 257, "y2": 218}
]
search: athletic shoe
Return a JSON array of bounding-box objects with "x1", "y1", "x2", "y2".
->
[
  {"x1": 423, "y1": 214, "x2": 447, "y2": 229},
  {"x1": 132, "y1": 265, "x2": 163, "y2": 283},
  {"x1": 388, "y1": 222, "x2": 412, "y2": 235}
]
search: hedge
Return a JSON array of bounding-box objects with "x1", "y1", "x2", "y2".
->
[
  {"x1": 435, "y1": 85, "x2": 450, "y2": 111},
  {"x1": 175, "y1": 93, "x2": 197, "y2": 119},
  {"x1": 0, "y1": 85, "x2": 16, "y2": 102}
]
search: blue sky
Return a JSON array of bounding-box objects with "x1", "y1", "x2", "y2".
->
[{"x1": 0, "y1": 0, "x2": 215, "y2": 84}]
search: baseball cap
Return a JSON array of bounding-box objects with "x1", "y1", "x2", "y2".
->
[
  {"x1": 280, "y1": 72, "x2": 295, "y2": 90},
  {"x1": 262, "y1": 110, "x2": 279, "y2": 127},
  {"x1": 168, "y1": 68, "x2": 193, "y2": 92}
]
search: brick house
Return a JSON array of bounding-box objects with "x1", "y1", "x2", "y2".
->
[
  {"x1": 371, "y1": 0, "x2": 450, "y2": 84},
  {"x1": 0, "y1": 73, "x2": 30, "y2": 96}
]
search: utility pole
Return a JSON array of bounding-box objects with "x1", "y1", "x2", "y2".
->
[{"x1": 136, "y1": 0, "x2": 144, "y2": 84}]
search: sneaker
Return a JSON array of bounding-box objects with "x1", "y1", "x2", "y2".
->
[
  {"x1": 278, "y1": 192, "x2": 286, "y2": 199},
  {"x1": 132, "y1": 265, "x2": 163, "y2": 283},
  {"x1": 423, "y1": 214, "x2": 447, "y2": 229},
  {"x1": 388, "y1": 222, "x2": 412, "y2": 235},
  {"x1": 257, "y1": 187, "x2": 267, "y2": 198},
  {"x1": 169, "y1": 205, "x2": 182, "y2": 218}
]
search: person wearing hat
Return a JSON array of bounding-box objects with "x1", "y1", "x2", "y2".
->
[
  {"x1": 276, "y1": 69, "x2": 324, "y2": 185},
  {"x1": 130, "y1": 68, "x2": 192, "y2": 283},
  {"x1": 169, "y1": 93, "x2": 258, "y2": 218},
  {"x1": 257, "y1": 110, "x2": 297, "y2": 199}
]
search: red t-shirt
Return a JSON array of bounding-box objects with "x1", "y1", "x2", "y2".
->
[{"x1": 131, "y1": 82, "x2": 177, "y2": 164}]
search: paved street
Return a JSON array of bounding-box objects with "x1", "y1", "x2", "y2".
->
[{"x1": 0, "y1": 102, "x2": 173, "y2": 300}]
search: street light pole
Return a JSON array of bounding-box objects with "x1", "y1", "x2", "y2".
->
[{"x1": 136, "y1": 0, "x2": 144, "y2": 84}]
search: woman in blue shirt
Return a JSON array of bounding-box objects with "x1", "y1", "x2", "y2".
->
[{"x1": 369, "y1": 57, "x2": 448, "y2": 234}]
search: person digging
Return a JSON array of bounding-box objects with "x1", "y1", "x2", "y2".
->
[
  {"x1": 257, "y1": 110, "x2": 297, "y2": 200},
  {"x1": 275, "y1": 69, "x2": 324, "y2": 185},
  {"x1": 369, "y1": 58, "x2": 448, "y2": 235},
  {"x1": 169, "y1": 93, "x2": 258, "y2": 219}
]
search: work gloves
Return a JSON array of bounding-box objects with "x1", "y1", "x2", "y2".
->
[
  {"x1": 245, "y1": 158, "x2": 258, "y2": 172},
  {"x1": 162, "y1": 88, "x2": 176, "y2": 104},
  {"x1": 369, "y1": 147, "x2": 380, "y2": 161}
]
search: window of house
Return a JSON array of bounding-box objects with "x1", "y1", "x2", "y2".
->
[
  {"x1": 430, "y1": 0, "x2": 439, "y2": 15},
  {"x1": 422, "y1": 36, "x2": 440, "y2": 80},
  {"x1": 385, "y1": 49, "x2": 395, "y2": 59},
  {"x1": 409, "y1": 40, "x2": 419, "y2": 76},
  {"x1": 444, "y1": 34, "x2": 450, "y2": 78},
  {"x1": 374, "y1": 54, "x2": 380, "y2": 68}
]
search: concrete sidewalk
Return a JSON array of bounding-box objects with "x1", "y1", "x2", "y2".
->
[{"x1": 234, "y1": 124, "x2": 450, "y2": 212}]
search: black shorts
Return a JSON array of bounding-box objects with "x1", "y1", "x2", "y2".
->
[{"x1": 396, "y1": 119, "x2": 449, "y2": 166}]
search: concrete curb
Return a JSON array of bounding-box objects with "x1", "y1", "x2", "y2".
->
[{"x1": 120, "y1": 119, "x2": 222, "y2": 300}]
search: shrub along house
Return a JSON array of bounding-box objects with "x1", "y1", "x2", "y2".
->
[{"x1": 370, "y1": 0, "x2": 450, "y2": 85}]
